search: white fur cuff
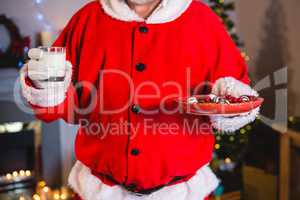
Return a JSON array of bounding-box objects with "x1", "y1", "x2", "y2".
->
[
  {"x1": 210, "y1": 107, "x2": 260, "y2": 132},
  {"x1": 20, "y1": 62, "x2": 72, "y2": 107}
]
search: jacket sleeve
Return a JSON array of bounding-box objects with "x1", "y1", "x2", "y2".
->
[
  {"x1": 21, "y1": 11, "x2": 82, "y2": 124},
  {"x1": 206, "y1": 6, "x2": 250, "y2": 85},
  {"x1": 202, "y1": 6, "x2": 260, "y2": 132}
]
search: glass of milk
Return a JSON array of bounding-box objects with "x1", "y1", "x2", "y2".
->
[
  {"x1": 39, "y1": 46, "x2": 66, "y2": 81},
  {"x1": 34, "y1": 47, "x2": 66, "y2": 89}
]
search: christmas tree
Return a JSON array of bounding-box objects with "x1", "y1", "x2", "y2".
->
[
  {"x1": 208, "y1": 0, "x2": 242, "y2": 47},
  {"x1": 207, "y1": 0, "x2": 253, "y2": 196}
]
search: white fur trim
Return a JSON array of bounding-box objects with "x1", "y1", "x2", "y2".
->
[
  {"x1": 68, "y1": 161, "x2": 219, "y2": 200},
  {"x1": 210, "y1": 107, "x2": 260, "y2": 132},
  {"x1": 20, "y1": 62, "x2": 72, "y2": 107},
  {"x1": 99, "y1": 0, "x2": 193, "y2": 24}
]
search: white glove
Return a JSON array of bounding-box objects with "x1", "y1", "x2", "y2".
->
[
  {"x1": 212, "y1": 77, "x2": 258, "y2": 98},
  {"x1": 210, "y1": 77, "x2": 260, "y2": 132},
  {"x1": 20, "y1": 48, "x2": 72, "y2": 107},
  {"x1": 27, "y1": 48, "x2": 67, "y2": 88}
]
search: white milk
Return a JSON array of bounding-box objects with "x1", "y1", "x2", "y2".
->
[{"x1": 40, "y1": 51, "x2": 66, "y2": 79}]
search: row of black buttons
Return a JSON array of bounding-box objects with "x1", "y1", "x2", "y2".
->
[{"x1": 127, "y1": 26, "x2": 148, "y2": 164}]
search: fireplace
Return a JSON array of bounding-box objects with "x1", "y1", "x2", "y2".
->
[
  {"x1": 0, "y1": 68, "x2": 76, "y2": 199},
  {"x1": 0, "y1": 121, "x2": 42, "y2": 195}
]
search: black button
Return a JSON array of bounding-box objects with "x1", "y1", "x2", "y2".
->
[
  {"x1": 131, "y1": 148, "x2": 140, "y2": 156},
  {"x1": 131, "y1": 104, "x2": 141, "y2": 114},
  {"x1": 139, "y1": 26, "x2": 148, "y2": 33},
  {"x1": 136, "y1": 63, "x2": 146, "y2": 72}
]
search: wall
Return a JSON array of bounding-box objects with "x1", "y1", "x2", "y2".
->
[
  {"x1": 236, "y1": 0, "x2": 300, "y2": 116},
  {"x1": 0, "y1": 0, "x2": 89, "y2": 46},
  {"x1": 237, "y1": 1, "x2": 299, "y2": 198}
]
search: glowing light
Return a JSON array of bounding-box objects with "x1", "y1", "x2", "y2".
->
[
  {"x1": 240, "y1": 129, "x2": 246, "y2": 134},
  {"x1": 19, "y1": 170, "x2": 25, "y2": 176},
  {"x1": 33, "y1": 194, "x2": 41, "y2": 200},
  {"x1": 246, "y1": 125, "x2": 252, "y2": 131},
  {"x1": 5, "y1": 122, "x2": 23, "y2": 133},
  {"x1": 241, "y1": 52, "x2": 250, "y2": 61},
  {"x1": 6, "y1": 173, "x2": 12, "y2": 180},
  {"x1": 229, "y1": 136, "x2": 235, "y2": 142},
  {"x1": 33, "y1": 0, "x2": 53, "y2": 31},
  {"x1": 25, "y1": 170, "x2": 31, "y2": 176},
  {"x1": 24, "y1": 46, "x2": 29, "y2": 52},
  {"x1": 37, "y1": 13, "x2": 44, "y2": 21},
  {"x1": 43, "y1": 186, "x2": 50, "y2": 193},
  {"x1": 18, "y1": 61, "x2": 24, "y2": 68},
  {"x1": 60, "y1": 194, "x2": 67, "y2": 199},
  {"x1": 225, "y1": 158, "x2": 232, "y2": 164},
  {"x1": 289, "y1": 116, "x2": 295, "y2": 122},
  {"x1": 12, "y1": 171, "x2": 18, "y2": 177},
  {"x1": 215, "y1": 144, "x2": 221, "y2": 150},
  {"x1": 0, "y1": 125, "x2": 6, "y2": 133},
  {"x1": 38, "y1": 181, "x2": 46, "y2": 187},
  {"x1": 53, "y1": 193, "x2": 60, "y2": 200}
]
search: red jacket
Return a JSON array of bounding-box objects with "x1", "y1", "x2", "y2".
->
[{"x1": 30, "y1": 0, "x2": 249, "y2": 191}]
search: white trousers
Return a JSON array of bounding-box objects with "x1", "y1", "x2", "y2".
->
[{"x1": 68, "y1": 161, "x2": 219, "y2": 200}]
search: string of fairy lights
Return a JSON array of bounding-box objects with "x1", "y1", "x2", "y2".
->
[{"x1": 32, "y1": 0, "x2": 53, "y2": 31}]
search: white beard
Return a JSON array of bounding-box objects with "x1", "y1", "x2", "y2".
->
[{"x1": 127, "y1": 0, "x2": 158, "y2": 5}]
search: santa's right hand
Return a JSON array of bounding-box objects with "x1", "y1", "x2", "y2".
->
[
  {"x1": 20, "y1": 48, "x2": 73, "y2": 107},
  {"x1": 28, "y1": 48, "x2": 66, "y2": 82}
]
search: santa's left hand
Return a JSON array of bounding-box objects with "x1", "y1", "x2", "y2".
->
[
  {"x1": 212, "y1": 77, "x2": 258, "y2": 98},
  {"x1": 210, "y1": 77, "x2": 260, "y2": 132}
]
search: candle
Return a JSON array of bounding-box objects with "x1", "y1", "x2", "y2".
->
[
  {"x1": 19, "y1": 170, "x2": 25, "y2": 176},
  {"x1": 19, "y1": 196, "x2": 26, "y2": 200},
  {"x1": 40, "y1": 31, "x2": 54, "y2": 47},
  {"x1": 12, "y1": 171, "x2": 18, "y2": 177},
  {"x1": 6, "y1": 173, "x2": 12, "y2": 180},
  {"x1": 25, "y1": 170, "x2": 31, "y2": 176}
]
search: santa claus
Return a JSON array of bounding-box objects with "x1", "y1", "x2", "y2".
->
[{"x1": 20, "y1": 0, "x2": 260, "y2": 199}]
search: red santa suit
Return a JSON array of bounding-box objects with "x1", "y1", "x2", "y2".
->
[{"x1": 20, "y1": 0, "x2": 259, "y2": 199}]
